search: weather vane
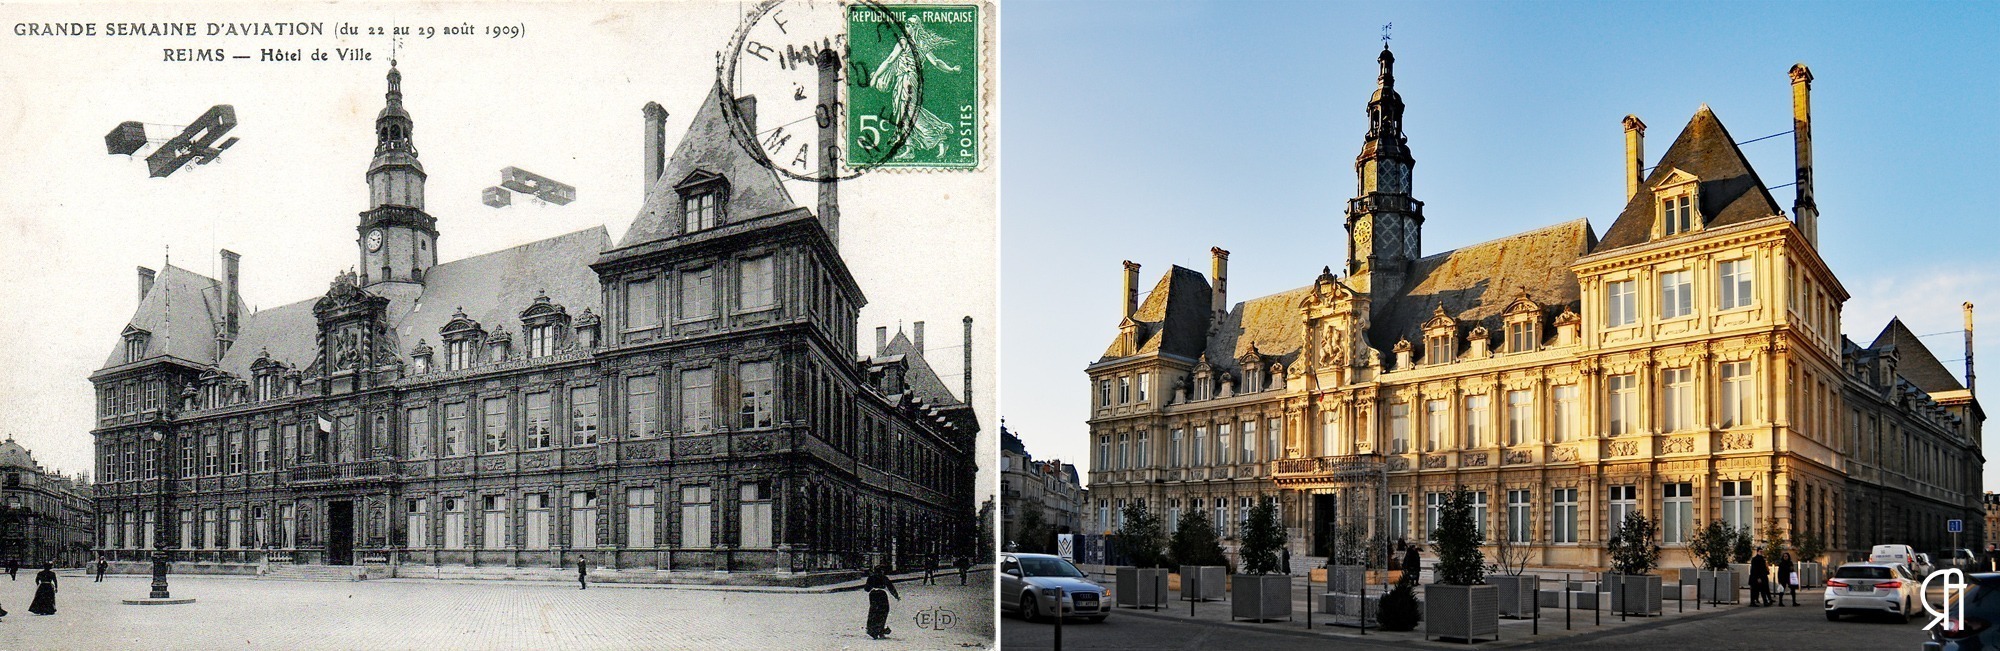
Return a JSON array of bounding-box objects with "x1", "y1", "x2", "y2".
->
[{"x1": 1382, "y1": 22, "x2": 1393, "y2": 47}]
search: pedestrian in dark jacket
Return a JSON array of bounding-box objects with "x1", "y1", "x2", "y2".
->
[
  {"x1": 94, "y1": 556, "x2": 107, "y2": 583},
  {"x1": 1401, "y1": 546, "x2": 1422, "y2": 584},
  {"x1": 1748, "y1": 553, "x2": 1771, "y2": 606},
  {"x1": 865, "y1": 565, "x2": 901, "y2": 639},
  {"x1": 576, "y1": 556, "x2": 588, "y2": 590},
  {"x1": 28, "y1": 564, "x2": 57, "y2": 615},
  {"x1": 954, "y1": 556, "x2": 971, "y2": 586},
  {"x1": 1776, "y1": 554, "x2": 1797, "y2": 606}
]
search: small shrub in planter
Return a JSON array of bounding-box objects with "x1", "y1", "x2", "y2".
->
[
  {"x1": 1377, "y1": 569, "x2": 1423, "y2": 631},
  {"x1": 1230, "y1": 497, "x2": 1292, "y2": 622},
  {"x1": 1605, "y1": 512, "x2": 1663, "y2": 616},
  {"x1": 1425, "y1": 486, "x2": 1498, "y2": 642},
  {"x1": 1686, "y1": 520, "x2": 1738, "y2": 603}
]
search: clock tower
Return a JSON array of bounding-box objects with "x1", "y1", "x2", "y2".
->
[
  {"x1": 1345, "y1": 45, "x2": 1423, "y2": 302},
  {"x1": 358, "y1": 61, "x2": 438, "y2": 288}
]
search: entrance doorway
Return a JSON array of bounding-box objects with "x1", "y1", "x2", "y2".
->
[
  {"x1": 328, "y1": 500, "x2": 354, "y2": 565},
  {"x1": 1311, "y1": 494, "x2": 1337, "y2": 557}
]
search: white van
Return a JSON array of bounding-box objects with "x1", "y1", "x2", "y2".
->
[{"x1": 1868, "y1": 544, "x2": 1919, "y2": 571}]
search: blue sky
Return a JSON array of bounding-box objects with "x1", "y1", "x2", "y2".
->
[{"x1": 1001, "y1": 1, "x2": 2000, "y2": 490}]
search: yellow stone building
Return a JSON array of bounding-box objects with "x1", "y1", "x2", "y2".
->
[{"x1": 1084, "y1": 48, "x2": 1984, "y2": 570}]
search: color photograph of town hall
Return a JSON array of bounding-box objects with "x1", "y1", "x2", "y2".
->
[
  {"x1": 1062, "y1": 46, "x2": 1985, "y2": 574},
  {"x1": 80, "y1": 60, "x2": 984, "y2": 586}
]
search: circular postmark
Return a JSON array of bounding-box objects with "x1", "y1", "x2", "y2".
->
[{"x1": 719, "y1": 0, "x2": 922, "y2": 183}]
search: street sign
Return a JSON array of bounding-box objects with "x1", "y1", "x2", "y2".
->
[
  {"x1": 1950, "y1": 519, "x2": 1965, "y2": 533},
  {"x1": 1056, "y1": 533, "x2": 1075, "y2": 561}
]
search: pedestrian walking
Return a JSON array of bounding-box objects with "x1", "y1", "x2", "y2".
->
[
  {"x1": 923, "y1": 555, "x2": 936, "y2": 586},
  {"x1": 6, "y1": 557, "x2": 16, "y2": 581},
  {"x1": 954, "y1": 555, "x2": 970, "y2": 586},
  {"x1": 28, "y1": 563, "x2": 57, "y2": 615},
  {"x1": 94, "y1": 556, "x2": 107, "y2": 583},
  {"x1": 1280, "y1": 546, "x2": 1291, "y2": 575},
  {"x1": 1401, "y1": 545, "x2": 1422, "y2": 583},
  {"x1": 1776, "y1": 553, "x2": 1797, "y2": 606},
  {"x1": 864, "y1": 565, "x2": 901, "y2": 639},
  {"x1": 1748, "y1": 552, "x2": 1771, "y2": 606},
  {"x1": 576, "y1": 555, "x2": 588, "y2": 590}
]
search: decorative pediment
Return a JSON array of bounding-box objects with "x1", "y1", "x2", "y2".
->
[
  {"x1": 1468, "y1": 325, "x2": 1489, "y2": 341},
  {"x1": 1193, "y1": 353, "x2": 1212, "y2": 375},
  {"x1": 519, "y1": 290, "x2": 569, "y2": 321},
  {"x1": 121, "y1": 324, "x2": 152, "y2": 339},
  {"x1": 486, "y1": 326, "x2": 513, "y2": 345},
  {"x1": 1651, "y1": 167, "x2": 1699, "y2": 190},
  {"x1": 313, "y1": 269, "x2": 383, "y2": 315},
  {"x1": 249, "y1": 348, "x2": 288, "y2": 374},
  {"x1": 1553, "y1": 308, "x2": 1581, "y2": 327},
  {"x1": 440, "y1": 307, "x2": 483, "y2": 340},
  {"x1": 1237, "y1": 342, "x2": 1263, "y2": 368},
  {"x1": 1502, "y1": 289, "x2": 1542, "y2": 318},
  {"x1": 1421, "y1": 304, "x2": 1456, "y2": 331},
  {"x1": 1393, "y1": 338, "x2": 1412, "y2": 353},
  {"x1": 675, "y1": 169, "x2": 728, "y2": 193},
  {"x1": 409, "y1": 338, "x2": 433, "y2": 358},
  {"x1": 573, "y1": 307, "x2": 601, "y2": 329}
]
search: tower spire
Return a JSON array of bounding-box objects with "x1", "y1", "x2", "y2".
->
[
  {"x1": 359, "y1": 61, "x2": 436, "y2": 287},
  {"x1": 1346, "y1": 41, "x2": 1423, "y2": 301}
]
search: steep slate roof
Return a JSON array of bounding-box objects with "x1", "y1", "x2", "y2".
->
[
  {"x1": 1594, "y1": 107, "x2": 1785, "y2": 253},
  {"x1": 1202, "y1": 285, "x2": 1313, "y2": 376},
  {"x1": 878, "y1": 329, "x2": 966, "y2": 407},
  {"x1": 1869, "y1": 318, "x2": 1965, "y2": 394},
  {"x1": 101, "y1": 265, "x2": 246, "y2": 370},
  {"x1": 618, "y1": 82, "x2": 798, "y2": 249},
  {"x1": 1099, "y1": 266, "x2": 1212, "y2": 362},
  {"x1": 1367, "y1": 219, "x2": 1596, "y2": 352}
]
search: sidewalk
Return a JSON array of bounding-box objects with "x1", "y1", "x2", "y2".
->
[{"x1": 1081, "y1": 566, "x2": 1781, "y2": 648}]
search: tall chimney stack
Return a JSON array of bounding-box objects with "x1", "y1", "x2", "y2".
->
[
  {"x1": 219, "y1": 249, "x2": 241, "y2": 355},
  {"x1": 1790, "y1": 63, "x2": 1817, "y2": 247},
  {"x1": 1966, "y1": 302, "x2": 1976, "y2": 394},
  {"x1": 137, "y1": 266, "x2": 156, "y2": 301},
  {"x1": 1210, "y1": 247, "x2": 1230, "y2": 324},
  {"x1": 642, "y1": 102, "x2": 667, "y2": 184},
  {"x1": 876, "y1": 326, "x2": 888, "y2": 356},
  {"x1": 1623, "y1": 115, "x2": 1647, "y2": 201},
  {"x1": 816, "y1": 47, "x2": 841, "y2": 247},
  {"x1": 1122, "y1": 261, "x2": 1141, "y2": 319},
  {"x1": 913, "y1": 321, "x2": 926, "y2": 354},
  {"x1": 962, "y1": 316, "x2": 974, "y2": 404}
]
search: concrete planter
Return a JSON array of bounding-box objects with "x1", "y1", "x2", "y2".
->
[
  {"x1": 1698, "y1": 569, "x2": 1737, "y2": 603},
  {"x1": 1729, "y1": 563, "x2": 1753, "y2": 592},
  {"x1": 1330, "y1": 564, "x2": 1369, "y2": 594},
  {"x1": 1798, "y1": 562, "x2": 1823, "y2": 588},
  {"x1": 1491, "y1": 574, "x2": 1540, "y2": 618},
  {"x1": 1607, "y1": 574, "x2": 1663, "y2": 616},
  {"x1": 1116, "y1": 567, "x2": 1169, "y2": 608},
  {"x1": 1180, "y1": 566, "x2": 1225, "y2": 601},
  {"x1": 1230, "y1": 574, "x2": 1293, "y2": 622},
  {"x1": 1425, "y1": 583, "x2": 1500, "y2": 643}
]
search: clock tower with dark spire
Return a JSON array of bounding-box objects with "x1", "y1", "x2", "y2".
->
[
  {"x1": 358, "y1": 61, "x2": 438, "y2": 287},
  {"x1": 1345, "y1": 45, "x2": 1424, "y2": 303}
]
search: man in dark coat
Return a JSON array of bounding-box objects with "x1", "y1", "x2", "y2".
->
[
  {"x1": 864, "y1": 565, "x2": 901, "y2": 639},
  {"x1": 6, "y1": 557, "x2": 17, "y2": 580},
  {"x1": 576, "y1": 556, "x2": 588, "y2": 590},
  {"x1": 1776, "y1": 553, "x2": 1797, "y2": 606},
  {"x1": 954, "y1": 555, "x2": 971, "y2": 586},
  {"x1": 28, "y1": 563, "x2": 57, "y2": 615},
  {"x1": 1748, "y1": 553, "x2": 1771, "y2": 606},
  {"x1": 94, "y1": 556, "x2": 107, "y2": 582}
]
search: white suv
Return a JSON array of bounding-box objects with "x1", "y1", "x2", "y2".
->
[{"x1": 1824, "y1": 562, "x2": 1920, "y2": 623}]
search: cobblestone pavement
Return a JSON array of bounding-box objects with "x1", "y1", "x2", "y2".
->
[{"x1": 0, "y1": 572, "x2": 994, "y2": 651}]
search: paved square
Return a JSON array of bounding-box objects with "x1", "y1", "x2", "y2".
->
[{"x1": 0, "y1": 572, "x2": 993, "y2": 650}]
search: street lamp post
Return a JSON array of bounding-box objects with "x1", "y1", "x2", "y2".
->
[{"x1": 149, "y1": 428, "x2": 174, "y2": 599}]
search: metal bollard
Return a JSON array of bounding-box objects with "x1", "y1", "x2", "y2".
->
[
  {"x1": 1565, "y1": 571, "x2": 1573, "y2": 631},
  {"x1": 1305, "y1": 570, "x2": 1313, "y2": 629},
  {"x1": 1049, "y1": 586, "x2": 1064, "y2": 651}
]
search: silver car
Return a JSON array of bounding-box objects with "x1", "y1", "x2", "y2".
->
[
  {"x1": 1825, "y1": 562, "x2": 1921, "y2": 623},
  {"x1": 1000, "y1": 553, "x2": 1110, "y2": 623}
]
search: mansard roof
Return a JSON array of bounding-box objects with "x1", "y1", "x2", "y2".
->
[
  {"x1": 617, "y1": 81, "x2": 799, "y2": 249},
  {"x1": 100, "y1": 264, "x2": 246, "y2": 371},
  {"x1": 1366, "y1": 219, "x2": 1595, "y2": 351},
  {"x1": 876, "y1": 328, "x2": 966, "y2": 408},
  {"x1": 1869, "y1": 317, "x2": 1965, "y2": 394},
  {"x1": 1594, "y1": 106, "x2": 1786, "y2": 253},
  {"x1": 1202, "y1": 285, "x2": 1313, "y2": 377},
  {"x1": 1098, "y1": 265, "x2": 1212, "y2": 362}
]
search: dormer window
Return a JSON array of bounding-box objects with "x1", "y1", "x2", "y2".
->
[
  {"x1": 1501, "y1": 291, "x2": 1544, "y2": 354},
  {"x1": 410, "y1": 340, "x2": 434, "y2": 374},
  {"x1": 250, "y1": 350, "x2": 286, "y2": 401},
  {"x1": 439, "y1": 308, "x2": 486, "y2": 371},
  {"x1": 675, "y1": 170, "x2": 729, "y2": 234},
  {"x1": 1651, "y1": 168, "x2": 1700, "y2": 239},
  {"x1": 121, "y1": 325, "x2": 151, "y2": 364},
  {"x1": 1425, "y1": 334, "x2": 1452, "y2": 365},
  {"x1": 518, "y1": 291, "x2": 572, "y2": 358},
  {"x1": 574, "y1": 308, "x2": 601, "y2": 349},
  {"x1": 1661, "y1": 194, "x2": 1693, "y2": 235},
  {"x1": 1420, "y1": 305, "x2": 1457, "y2": 365}
]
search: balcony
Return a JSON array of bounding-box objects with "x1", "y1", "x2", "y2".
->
[
  {"x1": 288, "y1": 460, "x2": 397, "y2": 484},
  {"x1": 1270, "y1": 455, "x2": 1388, "y2": 484}
]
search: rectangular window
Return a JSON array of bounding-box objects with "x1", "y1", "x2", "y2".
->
[
  {"x1": 569, "y1": 491, "x2": 598, "y2": 549},
  {"x1": 281, "y1": 505, "x2": 295, "y2": 548},
  {"x1": 1136, "y1": 431, "x2": 1151, "y2": 468},
  {"x1": 1506, "y1": 390, "x2": 1533, "y2": 446},
  {"x1": 443, "y1": 497, "x2": 466, "y2": 549},
  {"x1": 684, "y1": 192, "x2": 717, "y2": 232},
  {"x1": 202, "y1": 508, "x2": 217, "y2": 550},
  {"x1": 203, "y1": 433, "x2": 220, "y2": 476},
  {"x1": 1266, "y1": 418, "x2": 1281, "y2": 462},
  {"x1": 1137, "y1": 373, "x2": 1150, "y2": 402},
  {"x1": 1720, "y1": 361, "x2": 1753, "y2": 428},
  {"x1": 1098, "y1": 380, "x2": 1111, "y2": 407},
  {"x1": 1097, "y1": 435, "x2": 1111, "y2": 469},
  {"x1": 405, "y1": 406, "x2": 430, "y2": 459},
  {"x1": 1662, "y1": 367, "x2": 1693, "y2": 432},
  {"x1": 483, "y1": 495, "x2": 509, "y2": 549},
  {"x1": 1507, "y1": 321, "x2": 1535, "y2": 353},
  {"x1": 739, "y1": 482, "x2": 772, "y2": 548},
  {"x1": 482, "y1": 396, "x2": 509, "y2": 453},
  {"x1": 627, "y1": 374, "x2": 660, "y2": 439},
  {"x1": 1218, "y1": 423, "x2": 1234, "y2": 465},
  {"x1": 1115, "y1": 434, "x2": 1129, "y2": 469},
  {"x1": 524, "y1": 493, "x2": 550, "y2": 550},
  {"x1": 626, "y1": 487, "x2": 657, "y2": 548},
  {"x1": 1426, "y1": 336, "x2": 1452, "y2": 365},
  {"x1": 679, "y1": 267, "x2": 716, "y2": 321},
  {"x1": 1720, "y1": 480, "x2": 1754, "y2": 537},
  {"x1": 569, "y1": 386, "x2": 599, "y2": 445},
  {"x1": 227, "y1": 507, "x2": 243, "y2": 549},
  {"x1": 1192, "y1": 427, "x2": 1207, "y2": 466},
  {"x1": 1390, "y1": 402, "x2": 1410, "y2": 453},
  {"x1": 680, "y1": 485, "x2": 713, "y2": 548},
  {"x1": 1471, "y1": 491, "x2": 1489, "y2": 538},
  {"x1": 524, "y1": 391, "x2": 552, "y2": 449},
  {"x1": 443, "y1": 402, "x2": 467, "y2": 457},
  {"x1": 143, "y1": 510, "x2": 157, "y2": 550},
  {"x1": 1551, "y1": 385, "x2": 1579, "y2": 443},
  {"x1": 527, "y1": 324, "x2": 555, "y2": 358},
  {"x1": 678, "y1": 369, "x2": 712, "y2": 435},
  {"x1": 252, "y1": 427, "x2": 271, "y2": 472},
  {"x1": 1463, "y1": 394, "x2": 1490, "y2": 449},
  {"x1": 1507, "y1": 489, "x2": 1532, "y2": 544},
  {"x1": 1390, "y1": 493, "x2": 1409, "y2": 542},
  {"x1": 625, "y1": 277, "x2": 659, "y2": 330},
  {"x1": 738, "y1": 361, "x2": 774, "y2": 429},
  {"x1": 1117, "y1": 376, "x2": 1131, "y2": 403},
  {"x1": 1424, "y1": 399, "x2": 1447, "y2": 451},
  {"x1": 1169, "y1": 429, "x2": 1183, "y2": 467},
  {"x1": 1553, "y1": 488, "x2": 1578, "y2": 544},
  {"x1": 1240, "y1": 421, "x2": 1255, "y2": 462},
  {"x1": 1425, "y1": 492, "x2": 1445, "y2": 542},
  {"x1": 406, "y1": 499, "x2": 428, "y2": 548},
  {"x1": 1719, "y1": 259, "x2": 1755, "y2": 310},
  {"x1": 142, "y1": 442, "x2": 157, "y2": 480},
  {"x1": 1609, "y1": 485, "x2": 1638, "y2": 532},
  {"x1": 280, "y1": 423, "x2": 297, "y2": 468},
  {"x1": 738, "y1": 256, "x2": 774, "y2": 312},
  {"x1": 179, "y1": 509, "x2": 194, "y2": 550},
  {"x1": 1607, "y1": 280, "x2": 1637, "y2": 327},
  {"x1": 1660, "y1": 270, "x2": 1692, "y2": 319},
  {"x1": 1608, "y1": 374, "x2": 1637, "y2": 435},
  {"x1": 1663, "y1": 194, "x2": 1692, "y2": 235},
  {"x1": 1320, "y1": 413, "x2": 1336, "y2": 457},
  {"x1": 1663, "y1": 483, "x2": 1694, "y2": 544}
]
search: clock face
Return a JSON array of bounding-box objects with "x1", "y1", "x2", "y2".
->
[
  {"x1": 367, "y1": 229, "x2": 383, "y2": 252},
  {"x1": 722, "y1": 0, "x2": 919, "y2": 182}
]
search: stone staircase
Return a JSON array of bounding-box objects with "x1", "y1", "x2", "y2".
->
[{"x1": 260, "y1": 564, "x2": 372, "y2": 582}]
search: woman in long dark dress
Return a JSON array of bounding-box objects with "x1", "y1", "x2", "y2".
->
[
  {"x1": 864, "y1": 565, "x2": 901, "y2": 639},
  {"x1": 28, "y1": 563, "x2": 57, "y2": 615}
]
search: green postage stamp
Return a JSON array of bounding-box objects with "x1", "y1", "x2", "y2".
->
[{"x1": 846, "y1": 4, "x2": 982, "y2": 170}]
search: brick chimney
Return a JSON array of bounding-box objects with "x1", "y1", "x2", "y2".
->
[
  {"x1": 137, "y1": 266, "x2": 156, "y2": 301},
  {"x1": 913, "y1": 321, "x2": 926, "y2": 354},
  {"x1": 962, "y1": 316, "x2": 974, "y2": 404},
  {"x1": 816, "y1": 47, "x2": 841, "y2": 246},
  {"x1": 1210, "y1": 247, "x2": 1230, "y2": 327},
  {"x1": 219, "y1": 249, "x2": 241, "y2": 356},
  {"x1": 1623, "y1": 115, "x2": 1647, "y2": 201},
  {"x1": 1966, "y1": 302, "x2": 1976, "y2": 394},
  {"x1": 1122, "y1": 260, "x2": 1141, "y2": 319},
  {"x1": 1790, "y1": 63, "x2": 1817, "y2": 247},
  {"x1": 876, "y1": 326, "x2": 888, "y2": 356},
  {"x1": 642, "y1": 102, "x2": 667, "y2": 184}
]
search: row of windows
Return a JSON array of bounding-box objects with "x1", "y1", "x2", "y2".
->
[
  {"x1": 621, "y1": 255, "x2": 775, "y2": 332},
  {"x1": 1391, "y1": 482, "x2": 1754, "y2": 546},
  {"x1": 1161, "y1": 496, "x2": 1264, "y2": 539},
  {"x1": 1096, "y1": 417, "x2": 1285, "y2": 471},
  {"x1": 403, "y1": 483, "x2": 772, "y2": 551},
  {"x1": 101, "y1": 504, "x2": 293, "y2": 551},
  {"x1": 1096, "y1": 372, "x2": 1152, "y2": 407},
  {"x1": 1604, "y1": 259, "x2": 1756, "y2": 328}
]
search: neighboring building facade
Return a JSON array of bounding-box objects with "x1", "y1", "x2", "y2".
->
[
  {"x1": 88, "y1": 62, "x2": 979, "y2": 579},
  {"x1": 1085, "y1": 48, "x2": 1984, "y2": 569},
  {"x1": 1001, "y1": 425, "x2": 1088, "y2": 546},
  {"x1": 0, "y1": 437, "x2": 95, "y2": 567}
]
